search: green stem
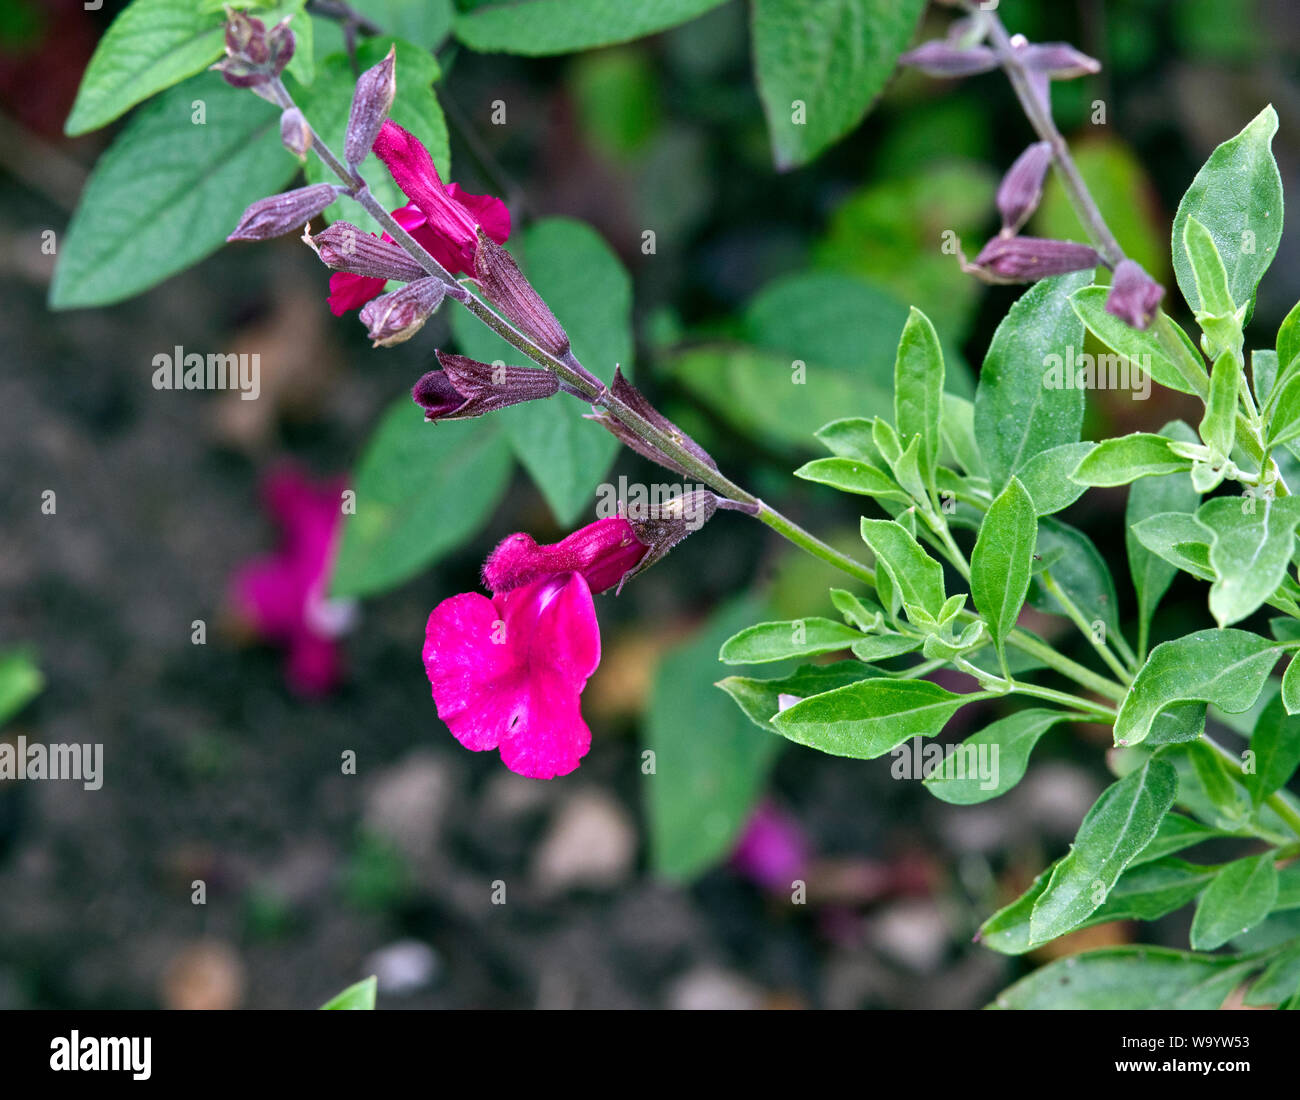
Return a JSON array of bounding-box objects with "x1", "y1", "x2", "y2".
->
[
  {"x1": 1040, "y1": 571, "x2": 1135, "y2": 684},
  {"x1": 1203, "y1": 733, "x2": 1300, "y2": 840},
  {"x1": 1002, "y1": 626, "x2": 1129, "y2": 703}
]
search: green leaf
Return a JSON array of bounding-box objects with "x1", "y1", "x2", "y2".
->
[
  {"x1": 1130, "y1": 511, "x2": 1215, "y2": 583},
  {"x1": 648, "y1": 598, "x2": 782, "y2": 879},
  {"x1": 51, "y1": 75, "x2": 299, "y2": 309},
  {"x1": 1028, "y1": 518, "x2": 1123, "y2": 644},
  {"x1": 0, "y1": 649, "x2": 42, "y2": 726},
  {"x1": 940, "y1": 393, "x2": 985, "y2": 477},
  {"x1": 793, "y1": 457, "x2": 908, "y2": 503},
  {"x1": 1284, "y1": 656, "x2": 1300, "y2": 715},
  {"x1": 751, "y1": 0, "x2": 926, "y2": 170},
  {"x1": 1016, "y1": 442, "x2": 1094, "y2": 516},
  {"x1": 1278, "y1": 299, "x2": 1300, "y2": 375},
  {"x1": 1190, "y1": 852, "x2": 1278, "y2": 950},
  {"x1": 990, "y1": 947, "x2": 1257, "y2": 1010},
  {"x1": 330, "y1": 402, "x2": 513, "y2": 598},
  {"x1": 970, "y1": 477, "x2": 1036, "y2": 660},
  {"x1": 772, "y1": 678, "x2": 975, "y2": 760},
  {"x1": 814, "y1": 418, "x2": 877, "y2": 460},
  {"x1": 1071, "y1": 286, "x2": 1204, "y2": 396},
  {"x1": 350, "y1": 0, "x2": 455, "y2": 49},
  {"x1": 1114, "y1": 629, "x2": 1280, "y2": 747},
  {"x1": 296, "y1": 37, "x2": 449, "y2": 232},
  {"x1": 1247, "y1": 692, "x2": 1300, "y2": 805},
  {"x1": 1070, "y1": 433, "x2": 1190, "y2": 487},
  {"x1": 1130, "y1": 812, "x2": 1235, "y2": 866},
  {"x1": 1196, "y1": 495, "x2": 1300, "y2": 626},
  {"x1": 924, "y1": 708, "x2": 1076, "y2": 806},
  {"x1": 65, "y1": 0, "x2": 303, "y2": 136},
  {"x1": 718, "y1": 661, "x2": 872, "y2": 734},
  {"x1": 859, "y1": 518, "x2": 946, "y2": 620},
  {"x1": 829, "y1": 589, "x2": 883, "y2": 632},
  {"x1": 893, "y1": 307, "x2": 944, "y2": 492},
  {"x1": 1027, "y1": 757, "x2": 1178, "y2": 944},
  {"x1": 455, "y1": 0, "x2": 729, "y2": 54},
  {"x1": 974, "y1": 273, "x2": 1092, "y2": 493},
  {"x1": 718, "y1": 618, "x2": 865, "y2": 664},
  {"x1": 320, "y1": 975, "x2": 377, "y2": 1009},
  {"x1": 1182, "y1": 216, "x2": 1237, "y2": 317},
  {"x1": 1244, "y1": 942, "x2": 1300, "y2": 1006},
  {"x1": 1171, "y1": 105, "x2": 1283, "y2": 314},
  {"x1": 451, "y1": 218, "x2": 632, "y2": 526},
  {"x1": 1255, "y1": 348, "x2": 1281, "y2": 406},
  {"x1": 1199, "y1": 350, "x2": 1239, "y2": 457},
  {"x1": 1126, "y1": 421, "x2": 1201, "y2": 656}
]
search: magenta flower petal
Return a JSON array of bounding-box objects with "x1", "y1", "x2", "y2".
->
[
  {"x1": 483, "y1": 517, "x2": 648, "y2": 597},
  {"x1": 730, "y1": 801, "x2": 811, "y2": 892},
  {"x1": 373, "y1": 120, "x2": 510, "y2": 275},
  {"x1": 328, "y1": 271, "x2": 387, "y2": 316},
  {"x1": 229, "y1": 465, "x2": 350, "y2": 697},
  {"x1": 423, "y1": 574, "x2": 600, "y2": 779}
]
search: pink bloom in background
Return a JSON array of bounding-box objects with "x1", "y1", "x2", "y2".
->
[
  {"x1": 423, "y1": 518, "x2": 648, "y2": 779},
  {"x1": 231, "y1": 466, "x2": 353, "y2": 696},
  {"x1": 327, "y1": 120, "x2": 511, "y2": 317},
  {"x1": 730, "y1": 801, "x2": 811, "y2": 892}
]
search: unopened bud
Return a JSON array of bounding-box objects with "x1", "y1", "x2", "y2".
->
[
  {"x1": 280, "y1": 107, "x2": 311, "y2": 158},
  {"x1": 412, "y1": 352, "x2": 560, "y2": 421},
  {"x1": 345, "y1": 46, "x2": 397, "y2": 167},
  {"x1": 899, "y1": 40, "x2": 997, "y2": 77},
  {"x1": 215, "y1": 12, "x2": 295, "y2": 88},
  {"x1": 307, "y1": 221, "x2": 425, "y2": 282},
  {"x1": 968, "y1": 236, "x2": 1101, "y2": 283},
  {"x1": 473, "y1": 230, "x2": 569, "y2": 358},
  {"x1": 1018, "y1": 42, "x2": 1100, "y2": 80},
  {"x1": 359, "y1": 277, "x2": 445, "y2": 346},
  {"x1": 617, "y1": 489, "x2": 719, "y2": 591},
  {"x1": 997, "y1": 141, "x2": 1053, "y2": 234},
  {"x1": 228, "y1": 183, "x2": 344, "y2": 241},
  {"x1": 585, "y1": 367, "x2": 717, "y2": 479},
  {"x1": 1105, "y1": 259, "x2": 1165, "y2": 331}
]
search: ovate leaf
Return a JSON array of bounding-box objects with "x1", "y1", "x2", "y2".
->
[
  {"x1": 924, "y1": 708, "x2": 1077, "y2": 806},
  {"x1": 773, "y1": 678, "x2": 976, "y2": 760},
  {"x1": 719, "y1": 618, "x2": 865, "y2": 664},
  {"x1": 751, "y1": 0, "x2": 926, "y2": 169},
  {"x1": 331, "y1": 402, "x2": 514, "y2": 598},
  {"x1": 455, "y1": 0, "x2": 729, "y2": 55},
  {"x1": 969, "y1": 477, "x2": 1036, "y2": 660},
  {"x1": 1190, "y1": 852, "x2": 1278, "y2": 951},
  {"x1": 1196, "y1": 495, "x2": 1300, "y2": 626},
  {"x1": 1070, "y1": 433, "x2": 1190, "y2": 487},
  {"x1": 974, "y1": 273, "x2": 1092, "y2": 493},
  {"x1": 1171, "y1": 105, "x2": 1283, "y2": 314},
  {"x1": 1027, "y1": 757, "x2": 1178, "y2": 944},
  {"x1": 1114, "y1": 629, "x2": 1280, "y2": 747},
  {"x1": 51, "y1": 75, "x2": 299, "y2": 308}
]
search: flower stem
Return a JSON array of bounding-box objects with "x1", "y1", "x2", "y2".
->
[{"x1": 977, "y1": 7, "x2": 1124, "y2": 268}]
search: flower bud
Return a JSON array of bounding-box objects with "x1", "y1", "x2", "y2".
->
[
  {"x1": 215, "y1": 12, "x2": 294, "y2": 88},
  {"x1": 308, "y1": 221, "x2": 426, "y2": 282},
  {"x1": 1018, "y1": 42, "x2": 1100, "y2": 80},
  {"x1": 280, "y1": 107, "x2": 311, "y2": 158},
  {"x1": 1105, "y1": 259, "x2": 1165, "y2": 331},
  {"x1": 359, "y1": 278, "x2": 445, "y2": 346},
  {"x1": 227, "y1": 183, "x2": 345, "y2": 242},
  {"x1": 968, "y1": 236, "x2": 1100, "y2": 283},
  {"x1": 585, "y1": 367, "x2": 717, "y2": 479},
  {"x1": 997, "y1": 141, "x2": 1052, "y2": 234},
  {"x1": 473, "y1": 230, "x2": 569, "y2": 358},
  {"x1": 899, "y1": 40, "x2": 997, "y2": 77},
  {"x1": 413, "y1": 352, "x2": 560, "y2": 421},
  {"x1": 345, "y1": 46, "x2": 397, "y2": 167},
  {"x1": 618, "y1": 489, "x2": 719, "y2": 590}
]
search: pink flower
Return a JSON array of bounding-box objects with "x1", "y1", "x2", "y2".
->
[
  {"x1": 230, "y1": 466, "x2": 354, "y2": 696},
  {"x1": 326, "y1": 121, "x2": 510, "y2": 316},
  {"x1": 730, "y1": 801, "x2": 811, "y2": 892},
  {"x1": 423, "y1": 518, "x2": 648, "y2": 779}
]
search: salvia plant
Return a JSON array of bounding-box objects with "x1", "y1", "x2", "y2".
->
[{"x1": 53, "y1": 0, "x2": 1300, "y2": 1010}]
